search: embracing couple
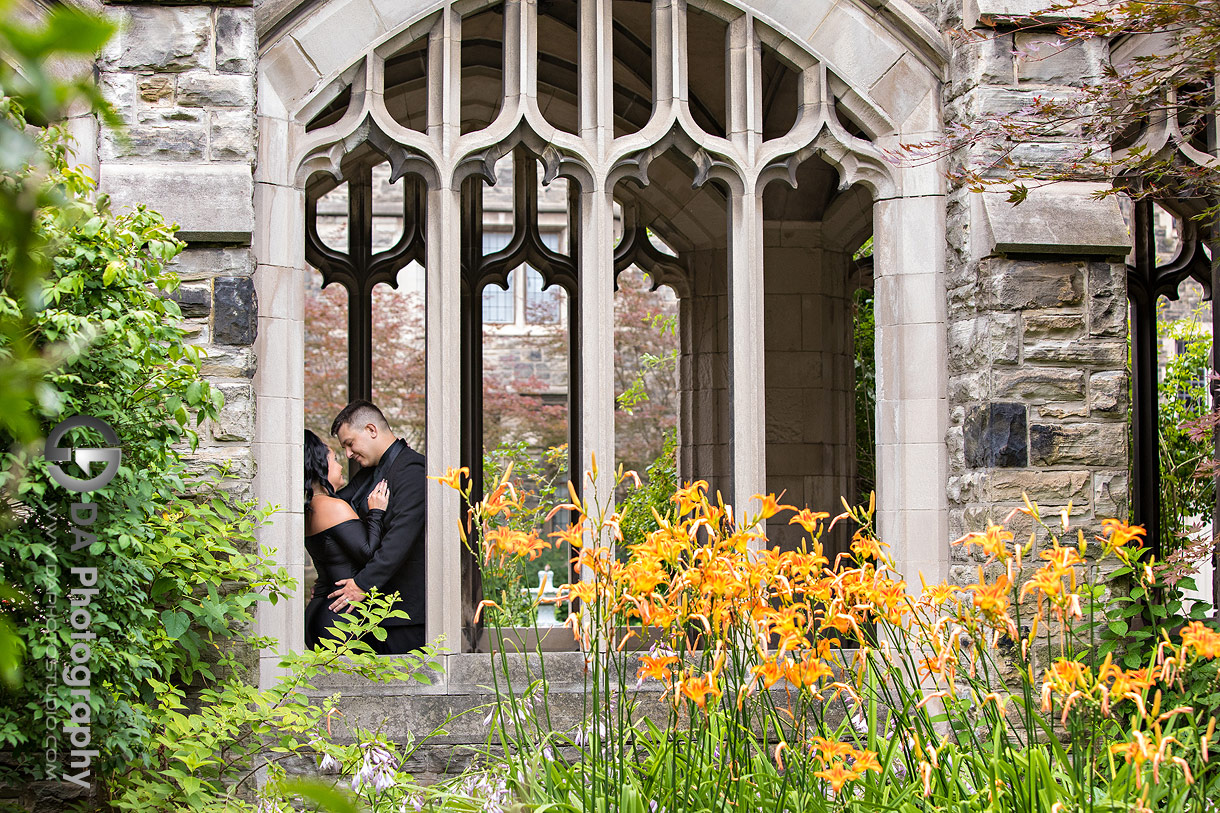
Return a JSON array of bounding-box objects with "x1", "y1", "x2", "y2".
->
[{"x1": 303, "y1": 400, "x2": 425, "y2": 654}]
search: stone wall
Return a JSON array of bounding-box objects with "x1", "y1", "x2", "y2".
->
[
  {"x1": 941, "y1": 0, "x2": 1132, "y2": 580},
  {"x1": 763, "y1": 225, "x2": 856, "y2": 555},
  {"x1": 97, "y1": 0, "x2": 260, "y2": 506}
]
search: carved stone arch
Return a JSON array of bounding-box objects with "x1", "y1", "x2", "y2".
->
[{"x1": 254, "y1": 0, "x2": 949, "y2": 669}]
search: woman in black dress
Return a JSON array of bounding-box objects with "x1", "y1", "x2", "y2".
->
[{"x1": 303, "y1": 429, "x2": 390, "y2": 649}]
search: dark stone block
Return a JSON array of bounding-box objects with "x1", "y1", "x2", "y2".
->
[
  {"x1": 213, "y1": 277, "x2": 257, "y2": 345},
  {"x1": 169, "y1": 284, "x2": 211, "y2": 318},
  {"x1": 965, "y1": 402, "x2": 1028, "y2": 468}
]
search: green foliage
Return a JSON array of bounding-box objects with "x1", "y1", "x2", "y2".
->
[
  {"x1": 618, "y1": 429, "x2": 677, "y2": 552},
  {"x1": 852, "y1": 288, "x2": 876, "y2": 502},
  {"x1": 0, "y1": 1, "x2": 117, "y2": 445},
  {"x1": 615, "y1": 311, "x2": 678, "y2": 416},
  {"x1": 1158, "y1": 313, "x2": 1215, "y2": 553},
  {"x1": 478, "y1": 441, "x2": 569, "y2": 626},
  {"x1": 105, "y1": 593, "x2": 444, "y2": 812},
  {"x1": 0, "y1": 0, "x2": 120, "y2": 694},
  {"x1": 0, "y1": 124, "x2": 289, "y2": 782}
]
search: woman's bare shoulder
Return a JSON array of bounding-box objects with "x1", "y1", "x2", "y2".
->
[{"x1": 307, "y1": 495, "x2": 358, "y2": 534}]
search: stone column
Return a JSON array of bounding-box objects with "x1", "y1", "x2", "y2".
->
[{"x1": 943, "y1": 0, "x2": 1130, "y2": 582}]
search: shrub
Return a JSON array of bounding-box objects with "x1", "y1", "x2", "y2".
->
[{"x1": 0, "y1": 121, "x2": 288, "y2": 786}]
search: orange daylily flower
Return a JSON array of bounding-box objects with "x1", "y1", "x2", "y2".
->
[
  {"x1": 814, "y1": 763, "x2": 860, "y2": 792},
  {"x1": 1181, "y1": 621, "x2": 1220, "y2": 659},
  {"x1": 429, "y1": 466, "x2": 469, "y2": 490},
  {"x1": 969, "y1": 573, "x2": 1012, "y2": 617},
  {"x1": 753, "y1": 492, "x2": 796, "y2": 520},
  {"x1": 853, "y1": 749, "x2": 883, "y2": 774},
  {"x1": 637, "y1": 654, "x2": 679, "y2": 682},
  {"x1": 673, "y1": 480, "x2": 709, "y2": 515},
  {"x1": 786, "y1": 655, "x2": 834, "y2": 688},
  {"x1": 750, "y1": 659, "x2": 786, "y2": 690},
  {"x1": 1097, "y1": 519, "x2": 1146, "y2": 562},
  {"x1": 680, "y1": 673, "x2": 722, "y2": 709},
  {"x1": 549, "y1": 522, "x2": 586, "y2": 550},
  {"x1": 789, "y1": 509, "x2": 831, "y2": 536},
  {"x1": 559, "y1": 581, "x2": 597, "y2": 603},
  {"x1": 812, "y1": 737, "x2": 854, "y2": 762},
  {"x1": 954, "y1": 524, "x2": 1014, "y2": 561}
]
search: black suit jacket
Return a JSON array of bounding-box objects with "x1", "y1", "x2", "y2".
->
[{"x1": 337, "y1": 438, "x2": 425, "y2": 628}]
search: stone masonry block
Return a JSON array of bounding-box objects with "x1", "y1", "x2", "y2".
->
[
  {"x1": 985, "y1": 470, "x2": 1090, "y2": 504},
  {"x1": 136, "y1": 107, "x2": 205, "y2": 125},
  {"x1": 215, "y1": 8, "x2": 256, "y2": 74},
  {"x1": 208, "y1": 382, "x2": 254, "y2": 442},
  {"x1": 177, "y1": 72, "x2": 255, "y2": 107},
  {"x1": 171, "y1": 247, "x2": 254, "y2": 280},
  {"x1": 100, "y1": 122, "x2": 206, "y2": 161},
  {"x1": 977, "y1": 183, "x2": 1130, "y2": 256},
  {"x1": 213, "y1": 277, "x2": 257, "y2": 345},
  {"x1": 138, "y1": 75, "x2": 174, "y2": 105},
  {"x1": 949, "y1": 369, "x2": 989, "y2": 403},
  {"x1": 99, "y1": 72, "x2": 136, "y2": 124},
  {"x1": 1023, "y1": 339, "x2": 1125, "y2": 366},
  {"x1": 965, "y1": 402, "x2": 1028, "y2": 468},
  {"x1": 1093, "y1": 471, "x2": 1129, "y2": 520},
  {"x1": 1015, "y1": 33, "x2": 1099, "y2": 86},
  {"x1": 986, "y1": 259, "x2": 1082, "y2": 310},
  {"x1": 1089, "y1": 370, "x2": 1127, "y2": 415},
  {"x1": 947, "y1": 315, "x2": 1019, "y2": 371},
  {"x1": 991, "y1": 313, "x2": 1021, "y2": 364},
  {"x1": 169, "y1": 283, "x2": 211, "y2": 317},
  {"x1": 1037, "y1": 403, "x2": 1089, "y2": 419},
  {"x1": 210, "y1": 109, "x2": 255, "y2": 161},
  {"x1": 1088, "y1": 262, "x2": 1127, "y2": 337},
  {"x1": 100, "y1": 7, "x2": 212, "y2": 73},
  {"x1": 1029, "y1": 422, "x2": 1125, "y2": 466},
  {"x1": 100, "y1": 163, "x2": 253, "y2": 243},
  {"x1": 200, "y1": 346, "x2": 255, "y2": 378},
  {"x1": 1023, "y1": 312, "x2": 1084, "y2": 340}
]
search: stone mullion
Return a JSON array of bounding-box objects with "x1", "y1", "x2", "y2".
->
[
  {"x1": 425, "y1": 182, "x2": 464, "y2": 653},
  {"x1": 577, "y1": 0, "x2": 614, "y2": 155},
  {"x1": 724, "y1": 9, "x2": 765, "y2": 536},
  {"x1": 424, "y1": 8, "x2": 463, "y2": 652},
  {"x1": 726, "y1": 15, "x2": 761, "y2": 162},
  {"x1": 726, "y1": 185, "x2": 765, "y2": 537},
  {"x1": 577, "y1": 183, "x2": 616, "y2": 557},
  {"x1": 652, "y1": 0, "x2": 682, "y2": 114}
]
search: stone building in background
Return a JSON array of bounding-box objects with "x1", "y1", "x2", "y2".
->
[{"x1": 28, "y1": 0, "x2": 1207, "y2": 780}]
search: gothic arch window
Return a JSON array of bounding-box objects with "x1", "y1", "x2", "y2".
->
[{"x1": 259, "y1": 0, "x2": 949, "y2": 666}]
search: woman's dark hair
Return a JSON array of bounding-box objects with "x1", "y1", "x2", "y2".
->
[{"x1": 304, "y1": 429, "x2": 336, "y2": 513}]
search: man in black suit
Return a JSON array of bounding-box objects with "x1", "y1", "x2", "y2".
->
[{"x1": 327, "y1": 400, "x2": 426, "y2": 653}]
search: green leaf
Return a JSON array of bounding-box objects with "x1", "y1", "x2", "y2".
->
[
  {"x1": 282, "y1": 778, "x2": 364, "y2": 813},
  {"x1": 1108, "y1": 620, "x2": 1128, "y2": 636},
  {"x1": 160, "y1": 610, "x2": 190, "y2": 640}
]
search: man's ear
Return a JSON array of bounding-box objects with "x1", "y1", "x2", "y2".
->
[{"x1": 366, "y1": 422, "x2": 379, "y2": 439}]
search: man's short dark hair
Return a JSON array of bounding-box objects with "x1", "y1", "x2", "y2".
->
[{"x1": 331, "y1": 400, "x2": 391, "y2": 436}]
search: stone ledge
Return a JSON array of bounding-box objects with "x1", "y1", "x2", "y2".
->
[
  {"x1": 973, "y1": 182, "x2": 1130, "y2": 258},
  {"x1": 965, "y1": 0, "x2": 1106, "y2": 28},
  {"x1": 100, "y1": 163, "x2": 254, "y2": 243}
]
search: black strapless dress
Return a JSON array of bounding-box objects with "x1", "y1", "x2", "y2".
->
[{"x1": 304, "y1": 509, "x2": 385, "y2": 649}]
